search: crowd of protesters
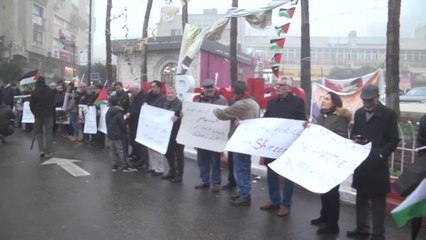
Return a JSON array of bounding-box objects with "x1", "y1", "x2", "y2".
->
[{"x1": 4, "y1": 75, "x2": 422, "y2": 239}]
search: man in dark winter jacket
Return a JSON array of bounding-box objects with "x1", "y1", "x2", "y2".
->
[
  {"x1": 126, "y1": 83, "x2": 148, "y2": 169},
  {"x1": 0, "y1": 98, "x2": 15, "y2": 143},
  {"x1": 162, "y1": 87, "x2": 184, "y2": 183},
  {"x1": 114, "y1": 82, "x2": 130, "y2": 113},
  {"x1": 347, "y1": 84, "x2": 400, "y2": 240},
  {"x1": 30, "y1": 77, "x2": 55, "y2": 158},
  {"x1": 106, "y1": 95, "x2": 132, "y2": 172}
]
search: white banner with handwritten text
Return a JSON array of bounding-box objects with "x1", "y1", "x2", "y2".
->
[
  {"x1": 177, "y1": 101, "x2": 229, "y2": 152},
  {"x1": 21, "y1": 101, "x2": 35, "y2": 123},
  {"x1": 136, "y1": 104, "x2": 174, "y2": 154},
  {"x1": 98, "y1": 104, "x2": 108, "y2": 134},
  {"x1": 83, "y1": 106, "x2": 97, "y2": 134},
  {"x1": 269, "y1": 124, "x2": 371, "y2": 194},
  {"x1": 225, "y1": 118, "x2": 305, "y2": 158}
]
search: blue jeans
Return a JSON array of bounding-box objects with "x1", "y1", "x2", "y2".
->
[
  {"x1": 233, "y1": 152, "x2": 252, "y2": 199},
  {"x1": 69, "y1": 112, "x2": 79, "y2": 136},
  {"x1": 197, "y1": 149, "x2": 221, "y2": 186},
  {"x1": 265, "y1": 158, "x2": 294, "y2": 208}
]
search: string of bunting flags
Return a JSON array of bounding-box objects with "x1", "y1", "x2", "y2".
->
[{"x1": 270, "y1": 0, "x2": 299, "y2": 79}]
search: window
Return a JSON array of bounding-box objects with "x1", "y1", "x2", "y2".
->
[
  {"x1": 33, "y1": 4, "x2": 44, "y2": 46},
  {"x1": 161, "y1": 63, "x2": 177, "y2": 87}
]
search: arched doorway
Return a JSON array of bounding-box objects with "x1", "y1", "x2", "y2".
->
[{"x1": 161, "y1": 62, "x2": 177, "y2": 87}]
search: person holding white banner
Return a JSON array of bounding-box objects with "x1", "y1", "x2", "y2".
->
[
  {"x1": 310, "y1": 92, "x2": 352, "y2": 235},
  {"x1": 214, "y1": 80, "x2": 260, "y2": 206},
  {"x1": 146, "y1": 81, "x2": 167, "y2": 176},
  {"x1": 260, "y1": 76, "x2": 307, "y2": 216},
  {"x1": 193, "y1": 79, "x2": 228, "y2": 192}
]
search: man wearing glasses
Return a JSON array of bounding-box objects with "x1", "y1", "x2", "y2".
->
[
  {"x1": 193, "y1": 79, "x2": 228, "y2": 192},
  {"x1": 260, "y1": 76, "x2": 307, "y2": 217}
]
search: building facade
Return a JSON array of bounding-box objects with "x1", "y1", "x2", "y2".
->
[
  {"x1": 0, "y1": 0, "x2": 93, "y2": 83},
  {"x1": 245, "y1": 27, "x2": 426, "y2": 87},
  {"x1": 112, "y1": 36, "x2": 254, "y2": 88}
]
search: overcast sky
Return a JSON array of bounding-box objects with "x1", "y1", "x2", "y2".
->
[{"x1": 92, "y1": 0, "x2": 426, "y2": 61}]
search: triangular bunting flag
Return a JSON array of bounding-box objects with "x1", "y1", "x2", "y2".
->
[
  {"x1": 272, "y1": 66, "x2": 280, "y2": 79},
  {"x1": 272, "y1": 53, "x2": 282, "y2": 65},
  {"x1": 291, "y1": 0, "x2": 299, "y2": 5},
  {"x1": 270, "y1": 38, "x2": 286, "y2": 50},
  {"x1": 19, "y1": 70, "x2": 38, "y2": 85},
  {"x1": 275, "y1": 23, "x2": 290, "y2": 36},
  {"x1": 279, "y1": 7, "x2": 296, "y2": 18}
]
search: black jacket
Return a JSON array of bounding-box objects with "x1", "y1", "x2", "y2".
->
[
  {"x1": 263, "y1": 93, "x2": 307, "y2": 120},
  {"x1": 163, "y1": 97, "x2": 182, "y2": 140},
  {"x1": 106, "y1": 106, "x2": 126, "y2": 140},
  {"x1": 30, "y1": 83, "x2": 55, "y2": 118},
  {"x1": 146, "y1": 92, "x2": 165, "y2": 108},
  {"x1": 351, "y1": 102, "x2": 400, "y2": 194},
  {"x1": 0, "y1": 105, "x2": 15, "y2": 129},
  {"x1": 128, "y1": 90, "x2": 147, "y2": 123},
  {"x1": 116, "y1": 91, "x2": 130, "y2": 113}
]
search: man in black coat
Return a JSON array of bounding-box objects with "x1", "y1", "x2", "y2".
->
[
  {"x1": 126, "y1": 83, "x2": 148, "y2": 169},
  {"x1": 0, "y1": 98, "x2": 15, "y2": 143},
  {"x1": 30, "y1": 77, "x2": 55, "y2": 158},
  {"x1": 347, "y1": 84, "x2": 400, "y2": 240}
]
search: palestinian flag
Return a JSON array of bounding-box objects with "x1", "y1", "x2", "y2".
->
[
  {"x1": 279, "y1": 7, "x2": 296, "y2": 18},
  {"x1": 291, "y1": 0, "x2": 299, "y2": 5},
  {"x1": 270, "y1": 38, "x2": 286, "y2": 50},
  {"x1": 272, "y1": 65, "x2": 280, "y2": 79},
  {"x1": 272, "y1": 53, "x2": 282, "y2": 65},
  {"x1": 391, "y1": 178, "x2": 426, "y2": 227},
  {"x1": 19, "y1": 70, "x2": 38, "y2": 85},
  {"x1": 275, "y1": 23, "x2": 290, "y2": 36},
  {"x1": 94, "y1": 82, "x2": 109, "y2": 107}
]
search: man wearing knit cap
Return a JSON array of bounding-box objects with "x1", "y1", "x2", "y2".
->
[
  {"x1": 347, "y1": 84, "x2": 400, "y2": 240},
  {"x1": 193, "y1": 79, "x2": 228, "y2": 192}
]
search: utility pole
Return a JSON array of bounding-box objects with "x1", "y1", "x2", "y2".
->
[{"x1": 87, "y1": 0, "x2": 92, "y2": 85}]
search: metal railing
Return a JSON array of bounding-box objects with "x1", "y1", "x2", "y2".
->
[{"x1": 390, "y1": 121, "x2": 420, "y2": 176}]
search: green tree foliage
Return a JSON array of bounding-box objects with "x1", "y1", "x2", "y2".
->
[
  {"x1": 0, "y1": 62, "x2": 23, "y2": 83},
  {"x1": 327, "y1": 66, "x2": 377, "y2": 79}
]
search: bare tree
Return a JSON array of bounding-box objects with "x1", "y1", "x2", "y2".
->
[
  {"x1": 230, "y1": 0, "x2": 238, "y2": 86},
  {"x1": 105, "y1": 0, "x2": 113, "y2": 84},
  {"x1": 141, "y1": 0, "x2": 153, "y2": 83},
  {"x1": 182, "y1": 0, "x2": 188, "y2": 31},
  {"x1": 385, "y1": 0, "x2": 401, "y2": 117},
  {"x1": 300, "y1": 0, "x2": 311, "y2": 115}
]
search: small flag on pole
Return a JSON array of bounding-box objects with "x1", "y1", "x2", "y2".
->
[
  {"x1": 272, "y1": 53, "x2": 282, "y2": 65},
  {"x1": 94, "y1": 81, "x2": 109, "y2": 107},
  {"x1": 279, "y1": 7, "x2": 296, "y2": 18},
  {"x1": 272, "y1": 65, "x2": 280, "y2": 79},
  {"x1": 275, "y1": 23, "x2": 291, "y2": 36},
  {"x1": 291, "y1": 0, "x2": 299, "y2": 5},
  {"x1": 270, "y1": 38, "x2": 286, "y2": 50},
  {"x1": 19, "y1": 70, "x2": 38, "y2": 85}
]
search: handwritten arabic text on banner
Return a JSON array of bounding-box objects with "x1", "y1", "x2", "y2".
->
[
  {"x1": 135, "y1": 104, "x2": 174, "y2": 154},
  {"x1": 269, "y1": 124, "x2": 371, "y2": 194},
  {"x1": 177, "y1": 102, "x2": 229, "y2": 152},
  {"x1": 225, "y1": 118, "x2": 305, "y2": 158}
]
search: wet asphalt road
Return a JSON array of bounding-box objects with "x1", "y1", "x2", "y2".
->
[{"x1": 0, "y1": 130, "x2": 422, "y2": 240}]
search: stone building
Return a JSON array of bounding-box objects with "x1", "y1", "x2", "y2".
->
[
  {"x1": 0, "y1": 0, "x2": 93, "y2": 82},
  {"x1": 111, "y1": 36, "x2": 254, "y2": 88}
]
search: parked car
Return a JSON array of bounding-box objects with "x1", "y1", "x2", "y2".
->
[{"x1": 399, "y1": 86, "x2": 426, "y2": 103}]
